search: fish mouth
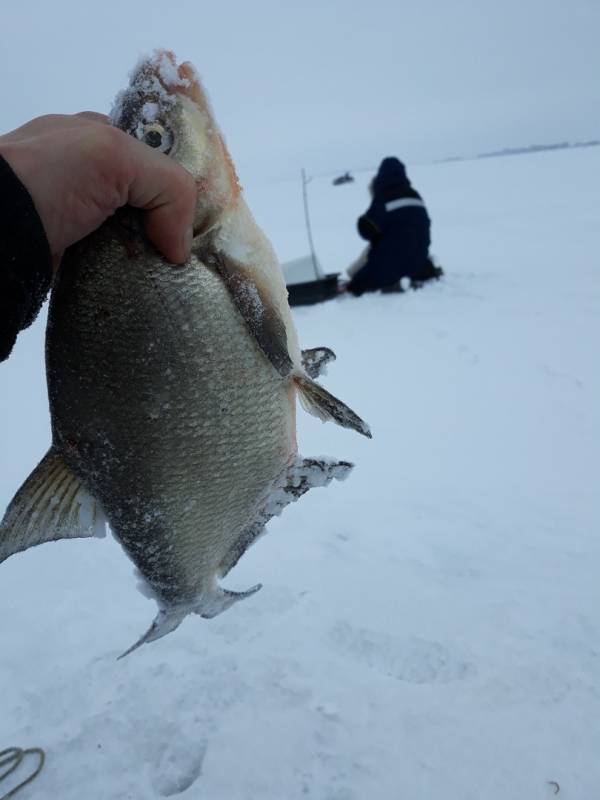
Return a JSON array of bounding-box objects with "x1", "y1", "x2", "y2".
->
[
  {"x1": 110, "y1": 49, "x2": 208, "y2": 132},
  {"x1": 140, "y1": 50, "x2": 206, "y2": 108}
]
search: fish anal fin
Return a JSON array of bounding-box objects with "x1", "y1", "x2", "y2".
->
[
  {"x1": 0, "y1": 448, "x2": 107, "y2": 565},
  {"x1": 295, "y1": 376, "x2": 372, "y2": 438},
  {"x1": 219, "y1": 456, "x2": 354, "y2": 577},
  {"x1": 301, "y1": 347, "x2": 336, "y2": 379},
  {"x1": 196, "y1": 245, "x2": 293, "y2": 377}
]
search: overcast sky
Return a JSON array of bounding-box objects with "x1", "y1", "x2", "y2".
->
[{"x1": 2, "y1": 0, "x2": 599, "y2": 183}]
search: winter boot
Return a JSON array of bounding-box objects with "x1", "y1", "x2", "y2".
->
[{"x1": 411, "y1": 257, "x2": 444, "y2": 289}]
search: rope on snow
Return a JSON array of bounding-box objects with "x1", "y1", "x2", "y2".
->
[{"x1": 0, "y1": 748, "x2": 45, "y2": 799}]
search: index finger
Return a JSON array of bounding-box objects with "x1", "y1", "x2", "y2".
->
[
  {"x1": 75, "y1": 111, "x2": 110, "y2": 124},
  {"x1": 118, "y1": 131, "x2": 198, "y2": 264}
]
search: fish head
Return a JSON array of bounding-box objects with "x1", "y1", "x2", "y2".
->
[{"x1": 111, "y1": 50, "x2": 239, "y2": 235}]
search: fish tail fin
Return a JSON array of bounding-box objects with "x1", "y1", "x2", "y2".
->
[
  {"x1": 294, "y1": 375, "x2": 372, "y2": 438},
  {"x1": 196, "y1": 583, "x2": 262, "y2": 619},
  {"x1": 0, "y1": 448, "x2": 107, "y2": 565}
]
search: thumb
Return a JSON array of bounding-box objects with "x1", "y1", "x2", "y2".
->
[{"x1": 123, "y1": 136, "x2": 197, "y2": 264}]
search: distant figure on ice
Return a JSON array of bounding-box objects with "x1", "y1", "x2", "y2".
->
[{"x1": 345, "y1": 157, "x2": 443, "y2": 296}]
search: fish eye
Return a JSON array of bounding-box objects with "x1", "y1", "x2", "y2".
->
[{"x1": 142, "y1": 123, "x2": 172, "y2": 154}]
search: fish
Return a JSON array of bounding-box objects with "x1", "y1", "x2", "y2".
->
[{"x1": 0, "y1": 51, "x2": 370, "y2": 656}]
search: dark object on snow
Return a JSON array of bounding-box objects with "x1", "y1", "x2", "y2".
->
[
  {"x1": 412, "y1": 258, "x2": 444, "y2": 289},
  {"x1": 332, "y1": 172, "x2": 354, "y2": 186},
  {"x1": 282, "y1": 255, "x2": 340, "y2": 307},
  {"x1": 380, "y1": 258, "x2": 445, "y2": 293},
  {"x1": 0, "y1": 155, "x2": 53, "y2": 362},
  {"x1": 288, "y1": 273, "x2": 340, "y2": 306},
  {"x1": 347, "y1": 157, "x2": 436, "y2": 296}
]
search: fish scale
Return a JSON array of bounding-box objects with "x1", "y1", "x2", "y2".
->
[{"x1": 49, "y1": 220, "x2": 292, "y2": 605}]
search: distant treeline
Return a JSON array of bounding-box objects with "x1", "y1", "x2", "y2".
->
[{"x1": 439, "y1": 139, "x2": 600, "y2": 164}]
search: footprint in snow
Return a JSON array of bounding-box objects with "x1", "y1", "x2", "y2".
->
[
  {"x1": 329, "y1": 622, "x2": 471, "y2": 684},
  {"x1": 151, "y1": 739, "x2": 207, "y2": 797}
]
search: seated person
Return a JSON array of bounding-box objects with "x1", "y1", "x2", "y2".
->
[{"x1": 346, "y1": 157, "x2": 442, "y2": 296}]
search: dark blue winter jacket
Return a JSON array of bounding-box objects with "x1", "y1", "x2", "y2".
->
[{"x1": 347, "y1": 157, "x2": 431, "y2": 295}]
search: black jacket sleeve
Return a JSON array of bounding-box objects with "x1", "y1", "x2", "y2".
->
[
  {"x1": 0, "y1": 154, "x2": 52, "y2": 362},
  {"x1": 357, "y1": 212, "x2": 381, "y2": 242}
]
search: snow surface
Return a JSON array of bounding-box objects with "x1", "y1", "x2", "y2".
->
[{"x1": 1, "y1": 146, "x2": 599, "y2": 798}]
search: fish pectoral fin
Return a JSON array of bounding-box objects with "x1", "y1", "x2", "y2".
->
[
  {"x1": 219, "y1": 456, "x2": 355, "y2": 577},
  {"x1": 301, "y1": 347, "x2": 336, "y2": 378},
  {"x1": 0, "y1": 448, "x2": 107, "y2": 565},
  {"x1": 294, "y1": 376, "x2": 372, "y2": 438},
  {"x1": 197, "y1": 245, "x2": 294, "y2": 377}
]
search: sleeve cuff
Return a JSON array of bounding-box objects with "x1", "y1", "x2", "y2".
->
[{"x1": 0, "y1": 153, "x2": 52, "y2": 360}]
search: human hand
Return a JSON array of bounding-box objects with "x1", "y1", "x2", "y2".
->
[{"x1": 0, "y1": 113, "x2": 197, "y2": 270}]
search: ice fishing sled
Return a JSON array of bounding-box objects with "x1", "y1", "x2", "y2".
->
[{"x1": 281, "y1": 254, "x2": 340, "y2": 307}]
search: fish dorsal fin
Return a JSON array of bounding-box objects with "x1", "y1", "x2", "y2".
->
[
  {"x1": 0, "y1": 448, "x2": 107, "y2": 565},
  {"x1": 196, "y1": 245, "x2": 294, "y2": 377}
]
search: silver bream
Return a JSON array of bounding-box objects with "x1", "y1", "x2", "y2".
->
[{"x1": 0, "y1": 51, "x2": 370, "y2": 655}]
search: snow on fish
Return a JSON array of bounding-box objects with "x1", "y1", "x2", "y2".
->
[{"x1": 0, "y1": 51, "x2": 371, "y2": 656}]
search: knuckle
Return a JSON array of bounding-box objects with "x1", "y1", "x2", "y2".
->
[
  {"x1": 76, "y1": 111, "x2": 109, "y2": 123},
  {"x1": 97, "y1": 124, "x2": 125, "y2": 153},
  {"x1": 35, "y1": 113, "x2": 67, "y2": 126},
  {"x1": 84, "y1": 126, "x2": 132, "y2": 202},
  {"x1": 90, "y1": 126, "x2": 128, "y2": 172}
]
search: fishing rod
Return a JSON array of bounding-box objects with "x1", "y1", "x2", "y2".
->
[{"x1": 300, "y1": 168, "x2": 324, "y2": 282}]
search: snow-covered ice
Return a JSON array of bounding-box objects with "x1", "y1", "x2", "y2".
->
[{"x1": 1, "y1": 145, "x2": 599, "y2": 798}]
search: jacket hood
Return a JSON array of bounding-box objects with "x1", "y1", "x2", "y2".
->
[{"x1": 372, "y1": 157, "x2": 409, "y2": 195}]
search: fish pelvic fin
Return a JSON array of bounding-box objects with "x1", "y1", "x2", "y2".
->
[
  {"x1": 301, "y1": 347, "x2": 336, "y2": 379},
  {"x1": 295, "y1": 376, "x2": 372, "y2": 438},
  {"x1": 0, "y1": 447, "x2": 107, "y2": 565}
]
